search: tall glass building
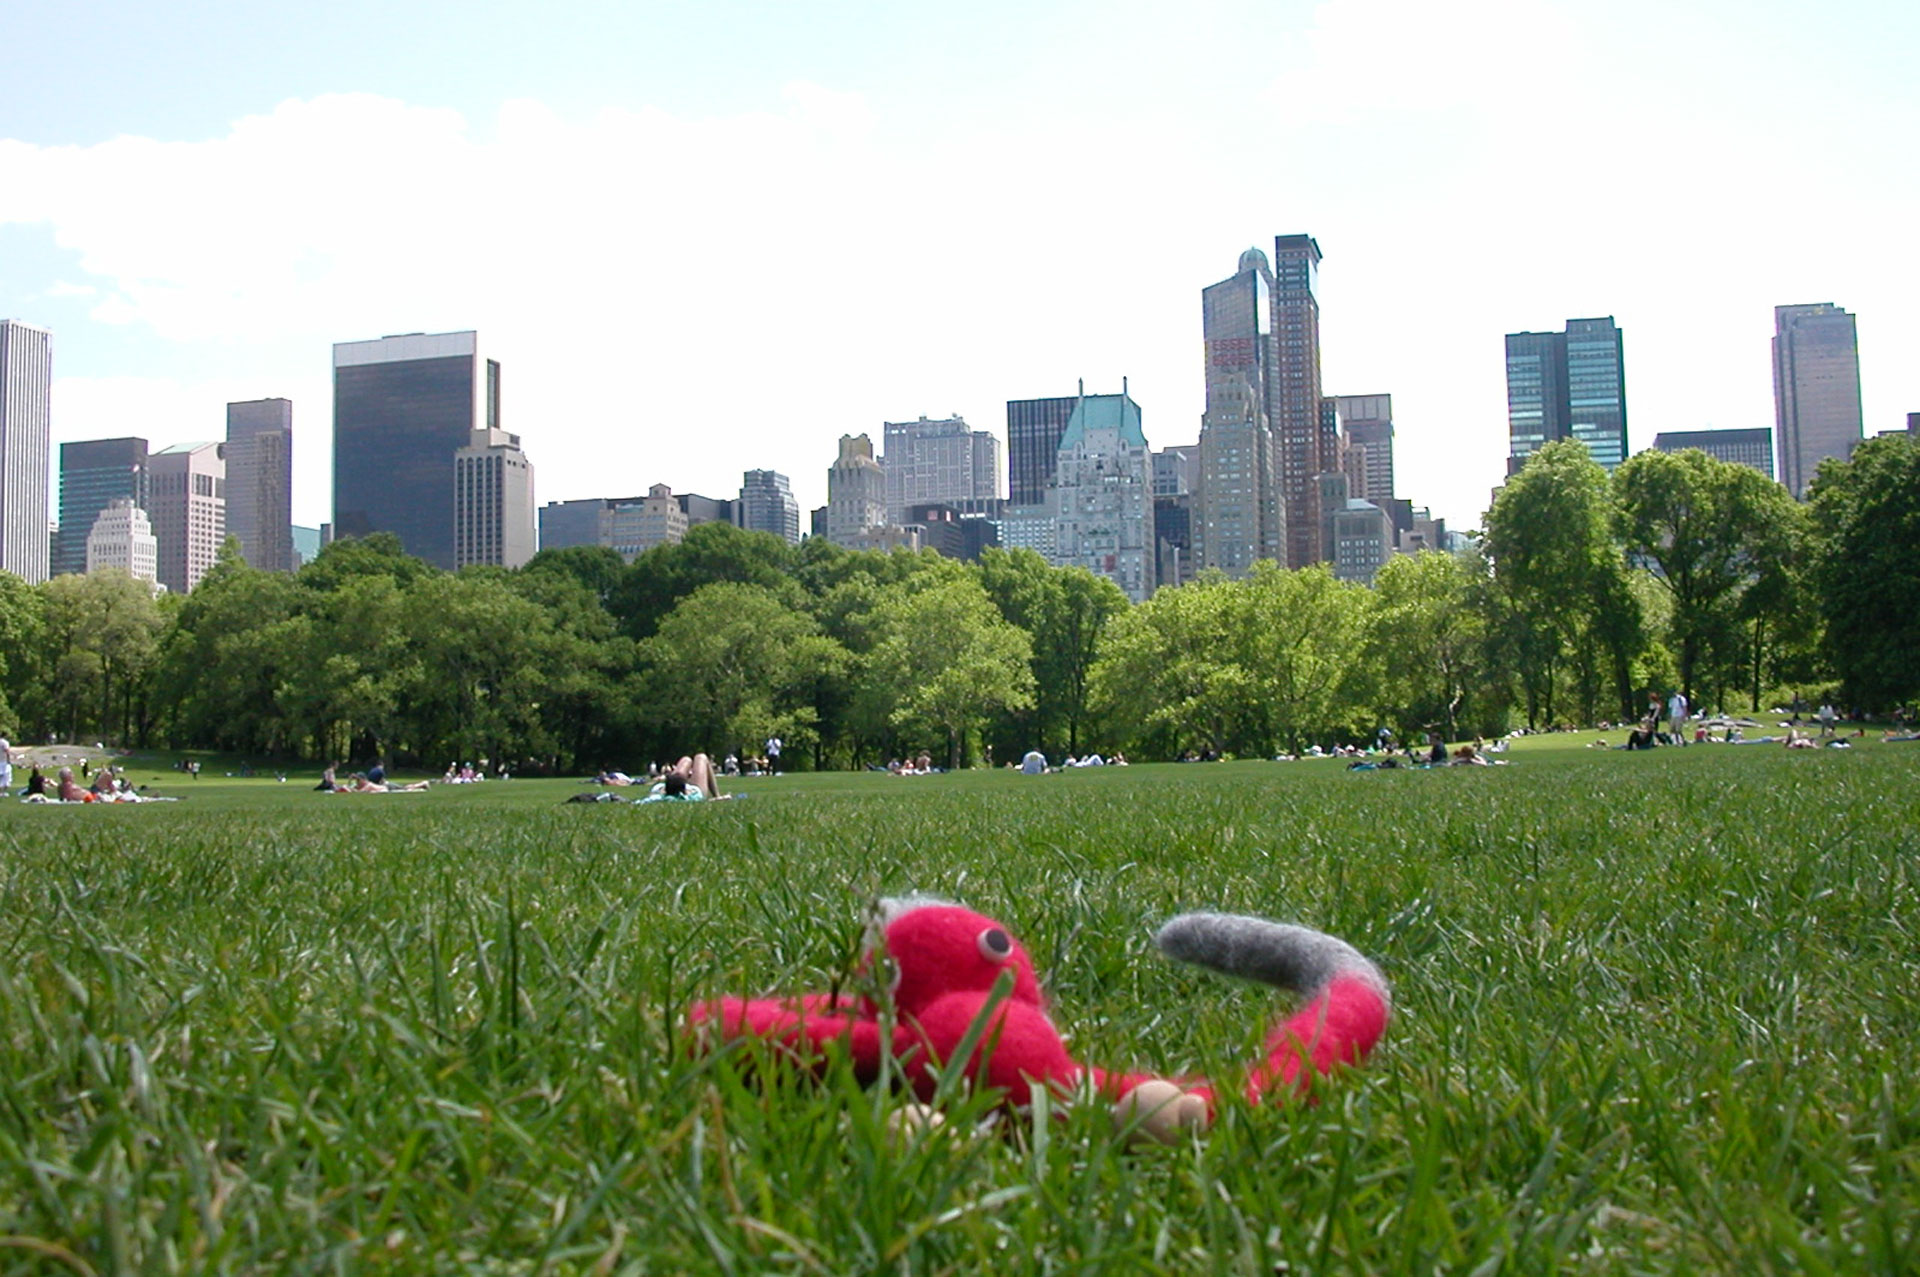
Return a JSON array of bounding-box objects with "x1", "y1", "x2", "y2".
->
[
  {"x1": 333, "y1": 331, "x2": 498, "y2": 570},
  {"x1": 1196, "y1": 248, "x2": 1279, "y2": 576},
  {"x1": 1005, "y1": 397, "x2": 1078, "y2": 508},
  {"x1": 1271, "y1": 234, "x2": 1329, "y2": 568},
  {"x1": 738, "y1": 470, "x2": 799, "y2": 544},
  {"x1": 56, "y1": 436, "x2": 148, "y2": 578},
  {"x1": 225, "y1": 398, "x2": 294, "y2": 572},
  {"x1": 0, "y1": 320, "x2": 52, "y2": 583},
  {"x1": 1505, "y1": 317, "x2": 1627, "y2": 474},
  {"x1": 1772, "y1": 303, "x2": 1862, "y2": 497}
]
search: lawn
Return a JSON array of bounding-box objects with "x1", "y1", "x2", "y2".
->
[{"x1": 2, "y1": 741, "x2": 1915, "y2": 1273}]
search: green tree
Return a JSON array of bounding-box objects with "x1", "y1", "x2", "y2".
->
[
  {"x1": 1614, "y1": 449, "x2": 1803, "y2": 709},
  {"x1": 638, "y1": 582, "x2": 847, "y2": 762},
  {"x1": 1235, "y1": 562, "x2": 1374, "y2": 753},
  {"x1": 1367, "y1": 550, "x2": 1489, "y2": 741},
  {"x1": 608, "y1": 522, "x2": 800, "y2": 640},
  {"x1": 38, "y1": 570, "x2": 165, "y2": 743},
  {"x1": 866, "y1": 575, "x2": 1035, "y2": 769},
  {"x1": 1808, "y1": 433, "x2": 1920, "y2": 709},
  {"x1": 297, "y1": 532, "x2": 437, "y2": 594},
  {"x1": 390, "y1": 573, "x2": 568, "y2": 767},
  {"x1": 521, "y1": 544, "x2": 628, "y2": 605},
  {"x1": 1089, "y1": 574, "x2": 1250, "y2": 757},
  {"x1": 156, "y1": 548, "x2": 308, "y2": 754},
  {"x1": 1483, "y1": 441, "x2": 1643, "y2": 726},
  {"x1": 0, "y1": 571, "x2": 47, "y2": 736},
  {"x1": 977, "y1": 548, "x2": 1129, "y2": 756}
]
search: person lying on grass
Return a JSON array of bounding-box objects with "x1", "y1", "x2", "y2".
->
[
  {"x1": 640, "y1": 753, "x2": 731, "y2": 802},
  {"x1": 332, "y1": 773, "x2": 431, "y2": 793}
]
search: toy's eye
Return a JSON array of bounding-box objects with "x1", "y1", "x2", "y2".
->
[{"x1": 977, "y1": 928, "x2": 1012, "y2": 962}]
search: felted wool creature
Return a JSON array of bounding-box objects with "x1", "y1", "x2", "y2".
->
[{"x1": 688, "y1": 898, "x2": 1390, "y2": 1140}]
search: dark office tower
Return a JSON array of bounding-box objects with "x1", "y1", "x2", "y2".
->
[
  {"x1": 1196, "y1": 248, "x2": 1280, "y2": 576},
  {"x1": 1333, "y1": 394, "x2": 1394, "y2": 502},
  {"x1": 1772, "y1": 303, "x2": 1863, "y2": 498},
  {"x1": 1505, "y1": 317, "x2": 1627, "y2": 474},
  {"x1": 1271, "y1": 234, "x2": 1328, "y2": 568},
  {"x1": 1652, "y1": 428, "x2": 1775, "y2": 480},
  {"x1": 676, "y1": 492, "x2": 737, "y2": 528},
  {"x1": 738, "y1": 470, "x2": 800, "y2": 544},
  {"x1": 225, "y1": 398, "x2": 293, "y2": 572},
  {"x1": 1564, "y1": 318, "x2": 1628, "y2": 471},
  {"x1": 56, "y1": 437, "x2": 149, "y2": 577},
  {"x1": 333, "y1": 331, "x2": 497, "y2": 569},
  {"x1": 1006, "y1": 397, "x2": 1079, "y2": 507}
]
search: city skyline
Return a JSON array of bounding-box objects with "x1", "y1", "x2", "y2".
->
[{"x1": 3, "y1": 1, "x2": 1917, "y2": 534}]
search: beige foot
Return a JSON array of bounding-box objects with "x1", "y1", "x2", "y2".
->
[
  {"x1": 1113, "y1": 1079, "x2": 1209, "y2": 1145},
  {"x1": 886, "y1": 1102, "x2": 945, "y2": 1141}
]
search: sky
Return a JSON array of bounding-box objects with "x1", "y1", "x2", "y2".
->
[{"x1": 2, "y1": 0, "x2": 1915, "y2": 534}]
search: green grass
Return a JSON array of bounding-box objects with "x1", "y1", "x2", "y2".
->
[{"x1": 2, "y1": 744, "x2": 1916, "y2": 1273}]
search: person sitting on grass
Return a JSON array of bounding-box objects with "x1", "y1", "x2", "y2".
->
[
  {"x1": 641, "y1": 754, "x2": 726, "y2": 802},
  {"x1": 56, "y1": 767, "x2": 90, "y2": 803}
]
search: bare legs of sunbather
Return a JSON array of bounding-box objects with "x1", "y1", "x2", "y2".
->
[{"x1": 672, "y1": 754, "x2": 720, "y2": 798}]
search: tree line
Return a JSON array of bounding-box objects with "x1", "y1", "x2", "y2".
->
[{"x1": 0, "y1": 434, "x2": 1911, "y2": 769}]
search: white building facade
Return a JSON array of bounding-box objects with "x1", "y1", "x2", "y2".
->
[
  {"x1": 826, "y1": 433, "x2": 888, "y2": 546},
  {"x1": 85, "y1": 497, "x2": 159, "y2": 584},
  {"x1": 882, "y1": 415, "x2": 1000, "y2": 525},
  {"x1": 454, "y1": 427, "x2": 537, "y2": 568},
  {"x1": 1050, "y1": 384, "x2": 1156, "y2": 603},
  {"x1": 0, "y1": 320, "x2": 52, "y2": 582}
]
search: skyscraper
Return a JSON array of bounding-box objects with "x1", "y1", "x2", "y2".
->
[
  {"x1": 1505, "y1": 317, "x2": 1627, "y2": 474},
  {"x1": 738, "y1": 470, "x2": 800, "y2": 543},
  {"x1": 146, "y1": 442, "x2": 225, "y2": 593},
  {"x1": 1652, "y1": 428, "x2": 1775, "y2": 479},
  {"x1": 85, "y1": 497, "x2": 158, "y2": 585},
  {"x1": 1051, "y1": 381, "x2": 1155, "y2": 602},
  {"x1": 1772, "y1": 303, "x2": 1863, "y2": 497},
  {"x1": 826, "y1": 433, "x2": 888, "y2": 546},
  {"x1": 55, "y1": 437, "x2": 148, "y2": 578},
  {"x1": 333, "y1": 331, "x2": 499, "y2": 569},
  {"x1": 1196, "y1": 248, "x2": 1280, "y2": 576},
  {"x1": 1272, "y1": 234, "x2": 1330, "y2": 568},
  {"x1": 1332, "y1": 394, "x2": 1394, "y2": 503},
  {"x1": 882, "y1": 415, "x2": 999, "y2": 523},
  {"x1": 0, "y1": 320, "x2": 52, "y2": 583},
  {"x1": 453, "y1": 427, "x2": 536, "y2": 568},
  {"x1": 1006, "y1": 396, "x2": 1079, "y2": 508},
  {"x1": 225, "y1": 398, "x2": 294, "y2": 572}
]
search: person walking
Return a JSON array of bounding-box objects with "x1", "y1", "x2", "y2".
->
[
  {"x1": 1667, "y1": 690, "x2": 1689, "y2": 746},
  {"x1": 764, "y1": 736, "x2": 783, "y2": 775}
]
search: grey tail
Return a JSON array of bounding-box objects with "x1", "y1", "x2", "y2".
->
[{"x1": 1155, "y1": 912, "x2": 1388, "y2": 1003}]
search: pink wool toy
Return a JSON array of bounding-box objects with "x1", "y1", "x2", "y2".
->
[{"x1": 688, "y1": 897, "x2": 1391, "y2": 1141}]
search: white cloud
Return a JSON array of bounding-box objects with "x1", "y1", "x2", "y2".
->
[{"x1": 6, "y1": 41, "x2": 1916, "y2": 538}]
